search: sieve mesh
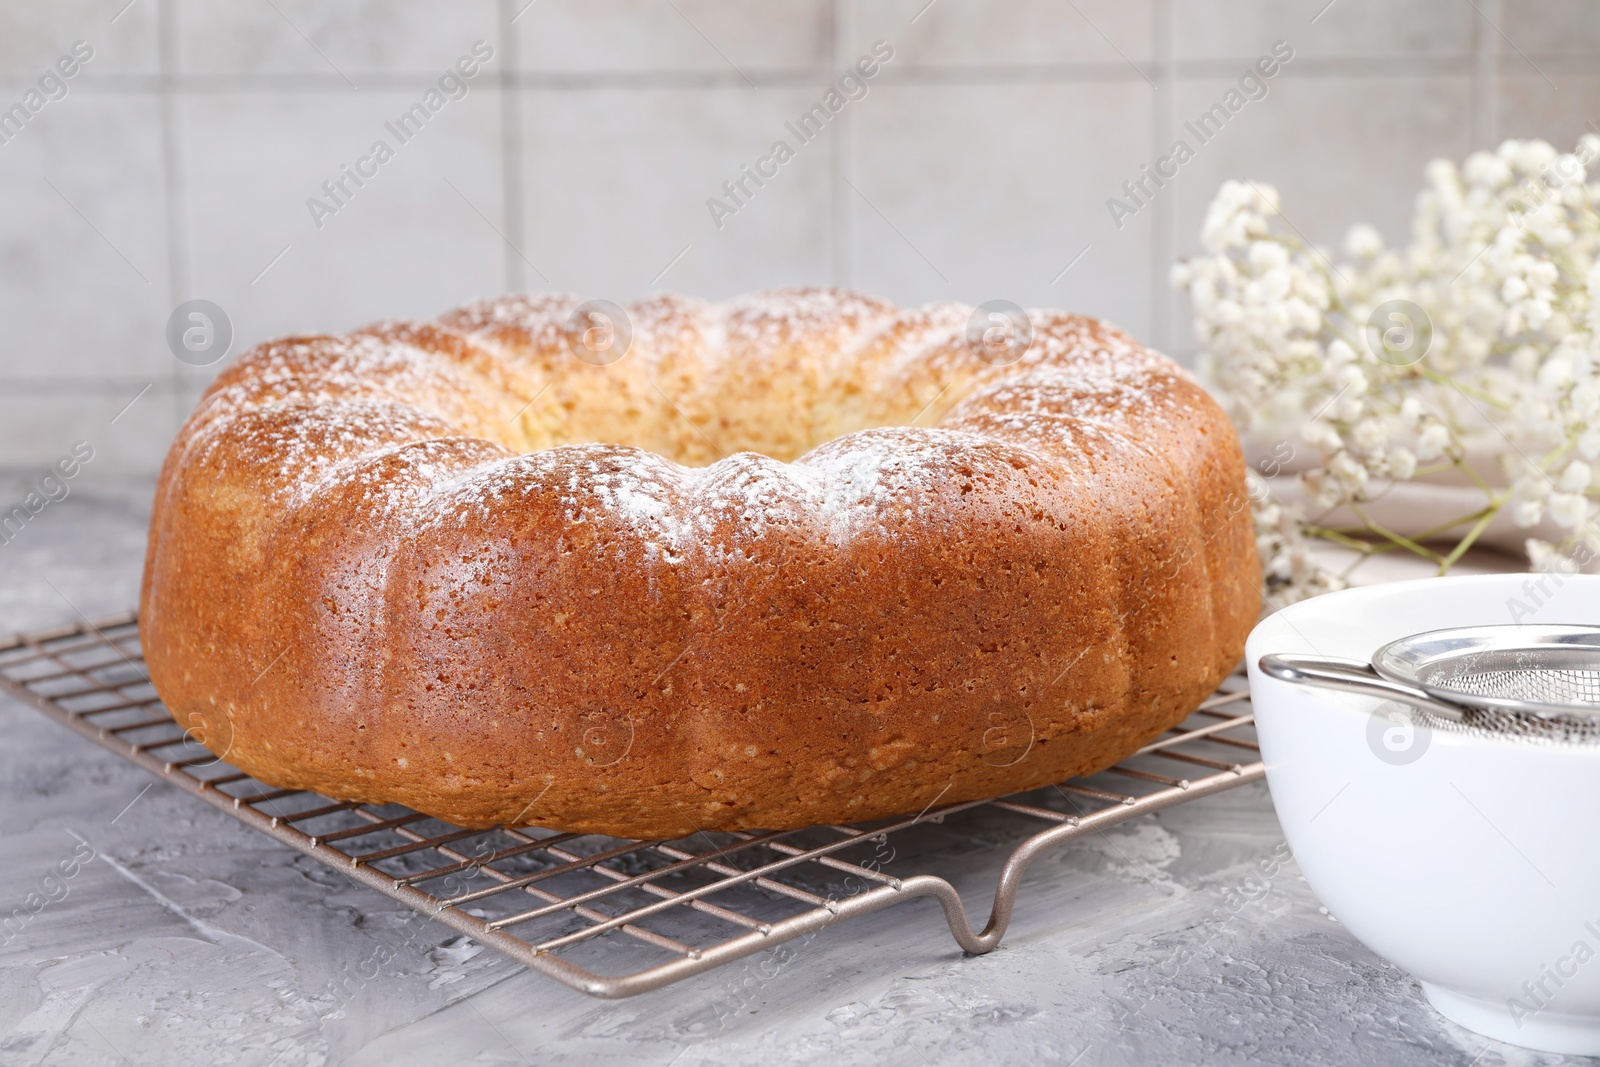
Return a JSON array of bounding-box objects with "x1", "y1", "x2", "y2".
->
[
  {"x1": 1266, "y1": 625, "x2": 1600, "y2": 744},
  {"x1": 1439, "y1": 667, "x2": 1600, "y2": 706},
  {"x1": 1415, "y1": 657, "x2": 1600, "y2": 742},
  {"x1": 1416, "y1": 704, "x2": 1600, "y2": 743}
]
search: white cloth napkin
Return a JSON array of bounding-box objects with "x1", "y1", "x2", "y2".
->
[{"x1": 1263, "y1": 475, "x2": 1578, "y2": 564}]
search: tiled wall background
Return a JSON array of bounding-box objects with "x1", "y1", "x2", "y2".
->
[{"x1": 0, "y1": 0, "x2": 1596, "y2": 478}]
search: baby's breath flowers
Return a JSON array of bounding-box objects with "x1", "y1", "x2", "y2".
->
[{"x1": 1175, "y1": 136, "x2": 1600, "y2": 604}]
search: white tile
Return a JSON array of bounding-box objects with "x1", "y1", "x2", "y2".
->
[
  {"x1": 0, "y1": 94, "x2": 171, "y2": 381},
  {"x1": 852, "y1": 0, "x2": 1155, "y2": 68},
  {"x1": 179, "y1": 86, "x2": 507, "y2": 367},
  {"x1": 1174, "y1": 0, "x2": 1472, "y2": 63},
  {"x1": 515, "y1": 0, "x2": 829, "y2": 76},
  {"x1": 851, "y1": 81, "x2": 1157, "y2": 341},
  {"x1": 1163, "y1": 74, "x2": 1473, "y2": 357},
  {"x1": 1494, "y1": 73, "x2": 1600, "y2": 149},
  {"x1": 177, "y1": 0, "x2": 498, "y2": 78},
  {"x1": 1168, "y1": 74, "x2": 1473, "y2": 254},
  {"x1": 1499, "y1": 0, "x2": 1600, "y2": 57},
  {"x1": 0, "y1": 0, "x2": 157, "y2": 78},
  {"x1": 520, "y1": 86, "x2": 831, "y2": 299}
]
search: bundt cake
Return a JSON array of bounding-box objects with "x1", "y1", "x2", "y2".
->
[{"x1": 139, "y1": 288, "x2": 1259, "y2": 838}]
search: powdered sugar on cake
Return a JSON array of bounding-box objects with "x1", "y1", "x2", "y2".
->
[{"x1": 182, "y1": 290, "x2": 1197, "y2": 559}]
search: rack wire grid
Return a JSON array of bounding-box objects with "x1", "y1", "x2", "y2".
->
[{"x1": 0, "y1": 611, "x2": 1265, "y2": 999}]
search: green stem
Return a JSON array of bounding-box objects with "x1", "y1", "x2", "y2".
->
[
  {"x1": 1350, "y1": 507, "x2": 1447, "y2": 564},
  {"x1": 1408, "y1": 505, "x2": 1499, "y2": 542},
  {"x1": 1435, "y1": 496, "x2": 1508, "y2": 574},
  {"x1": 1321, "y1": 504, "x2": 1498, "y2": 543},
  {"x1": 1303, "y1": 525, "x2": 1380, "y2": 554},
  {"x1": 1453, "y1": 460, "x2": 1494, "y2": 493},
  {"x1": 1417, "y1": 365, "x2": 1513, "y2": 410}
]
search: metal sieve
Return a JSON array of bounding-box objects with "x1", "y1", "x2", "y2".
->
[{"x1": 1259, "y1": 624, "x2": 1600, "y2": 742}]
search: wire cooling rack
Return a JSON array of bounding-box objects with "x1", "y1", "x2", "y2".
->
[{"x1": 0, "y1": 612, "x2": 1264, "y2": 998}]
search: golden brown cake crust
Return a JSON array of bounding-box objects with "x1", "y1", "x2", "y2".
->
[{"x1": 139, "y1": 289, "x2": 1260, "y2": 838}]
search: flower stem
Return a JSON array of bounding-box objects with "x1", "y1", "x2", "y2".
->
[
  {"x1": 1435, "y1": 496, "x2": 1508, "y2": 574},
  {"x1": 1350, "y1": 506, "x2": 1447, "y2": 564}
]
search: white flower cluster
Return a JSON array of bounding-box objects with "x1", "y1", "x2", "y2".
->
[
  {"x1": 1175, "y1": 137, "x2": 1600, "y2": 599},
  {"x1": 1245, "y1": 472, "x2": 1347, "y2": 605}
]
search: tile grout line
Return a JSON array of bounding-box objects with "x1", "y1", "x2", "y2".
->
[
  {"x1": 0, "y1": 378, "x2": 182, "y2": 394},
  {"x1": 830, "y1": 0, "x2": 852, "y2": 288},
  {"x1": 1150, "y1": 0, "x2": 1175, "y2": 354},
  {"x1": 1, "y1": 53, "x2": 1573, "y2": 97},
  {"x1": 1470, "y1": 0, "x2": 1502, "y2": 149},
  {"x1": 1, "y1": 52, "x2": 1551, "y2": 83},
  {"x1": 498, "y1": 0, "x2": 528, "y2": 293},
  {"x1": 156, "y1": 0, "x2": 190, "y2": 435}
]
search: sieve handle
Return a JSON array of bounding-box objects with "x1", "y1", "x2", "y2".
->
[{"x1": 1257, "y1": 653, "x2": 1466, "y2": 722}]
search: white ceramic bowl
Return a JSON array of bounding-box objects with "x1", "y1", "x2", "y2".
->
[{"x1": 1246, "y1": 574, "x2": 1600, "y2": 1054}]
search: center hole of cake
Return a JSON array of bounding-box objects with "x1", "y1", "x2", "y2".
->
[{"x1": 515, "y1": 361, "x2": 979, "y2": 467}]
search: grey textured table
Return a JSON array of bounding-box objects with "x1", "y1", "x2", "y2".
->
[{"x1": 0, "y1": 478, "x2": 1583, "y2": 1067}]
